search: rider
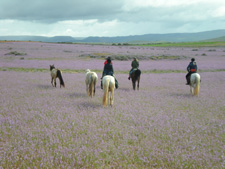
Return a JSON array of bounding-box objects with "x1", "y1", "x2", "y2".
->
[
  {"x1": 186, "y1": 58, "x2": 197, "y2": 85},
  {"x1": 128, "y1": 57, "x2": 139, "y2": 80},
  {"x1": 104, "y1": 56, "x2": 113, "y2": 65},
  {"x1": 101, "y1": 57, "x2": 118, "y2": 89}
]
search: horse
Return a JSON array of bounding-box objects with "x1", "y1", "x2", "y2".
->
[
  {"x1": 85, "y1": 69, "x2": 98, "y2": 97},
  {"x1": 49, "y1": 65, "x2": 65, "y2": 88},
  {"x1": 102, "y1": 75, "x2": 115, "y2": 107},
  {"x1": 130, "y1": 69, "x2": 141, "y2": 90},
  {"x1": 190, "y1": 73, "x2": 201, "y2": 96}
]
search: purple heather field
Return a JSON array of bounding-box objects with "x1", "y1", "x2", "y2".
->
[
  {"x1": 0, "y1": 41, "x2": 225, "y2": 71},
  {"x1": 0, "y1": 42, "x2": 225, "y2": 168}
]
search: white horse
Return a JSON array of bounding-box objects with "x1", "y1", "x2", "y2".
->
[
  {"x1": 190, "y1": 73, "x2": 201, "y2": 96},
  {"x1": 102, "y1": 75, "x2": 115, "y2": 107},
  {"x1": 50, "y1": 65, "x2": 65, "y2": 88},
  {"x1": 85, "y1": 69, "x2": 98, "y2": 97}
]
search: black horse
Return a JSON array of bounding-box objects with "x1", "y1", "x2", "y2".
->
[{"x1": 130, "y1": 69, "x2": 141, "y2": 90}]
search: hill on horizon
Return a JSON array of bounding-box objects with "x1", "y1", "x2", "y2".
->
[{"x1": 1, "y1": 29, "x2": 225, "y2": 43}]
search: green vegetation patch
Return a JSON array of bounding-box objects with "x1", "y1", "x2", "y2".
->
[
  {"x1": 138, "y1": 41, "x2": 225, "y2": 47},
  {"x1": 5, "y1": 51, "x2": 27, "y2": 56},
  {"x1": 1, "y1": 67, "x2": 225, "y2": 74},
  {"x1": 79, "y1": 53, "x2": 186, "y2": 61},
  {"x1": 0, "y1": 67, "x2": 47, "y2": 72},
  {"x1": 79, "y1": 53, "x2": 113, "y2": 59},
  {"x1": 27, "y1": 58, "x2": 73, "y2": 61}
]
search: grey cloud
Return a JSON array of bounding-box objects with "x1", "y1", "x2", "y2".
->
[
  {"x1": 0, "y1": 0, "x2": 124, "y2": 22},
  {"x1": 0, "y1": 0, "x2": 219, "y2": 24},
  {"x1": 0, "y1": 0, "x2": 224, "y2": 37}
]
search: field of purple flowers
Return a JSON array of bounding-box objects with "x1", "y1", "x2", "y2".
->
[
  {"x1": 1, "y1": 41, "x2": 225, "y2": 71},
  {"x1": 0, "y1": 42, "x2": 225, "y2": 168}
]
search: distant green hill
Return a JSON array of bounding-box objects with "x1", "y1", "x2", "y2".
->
[
  {"x1": 82, "y1": 30, "x2": 225, "y2": 43},
  {"x1": 204, "y1": 36, "x2": 225, "y2": 42},
  {"x1": 1, "y1": 29, "x2": 225, "y2": 43}
]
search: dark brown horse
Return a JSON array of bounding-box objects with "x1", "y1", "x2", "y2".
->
[{"x1": 130, "y1": 69, "x2": 141, "y2": 90}]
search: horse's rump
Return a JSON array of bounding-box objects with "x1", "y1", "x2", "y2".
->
[
  {"x1": 85, "y1": 70, "x2": 98, "y2": 97},
  {"x1": 102, "y1": 75, "x2": 115, "y2": 106},
  {"x1": 130, "y1": 69, "x2": 141, "y2": 90},
  {"x1": 131, "y1": 69, "x2": 141, "y2": 80},
  {"x1": 134, "y1": 69, "x2": 141, "y2": 80},
  {"x1": 190, "y1": 73, "x2": 200, "y2": 96},
  {"x1": 56, "y1": 69, "x2": 65, "y2": 87}
]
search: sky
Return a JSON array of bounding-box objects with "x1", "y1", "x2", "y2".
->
[{"x1": 0, "y1": 0, "x2": 225, "y2": 37}]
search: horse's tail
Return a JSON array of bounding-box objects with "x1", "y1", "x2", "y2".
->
[
  {"x1": 93, "y1": 73, "x2": 98, "y2": 95},
  {"x1": 103, "y1": 78, "x2": 110, "y2": 107},
  {"x1": 89, "y1": 73, "x2": 96, "y2": 97},
  {"x1": 57, "y1": 70, "x2": 65, "y2": 88},
  {"x1": 194, "y1": 74, "x2": 200, "y2": 96},
  {"x1": 135, "y1": 69, "x2": 141, "y2": 81}
]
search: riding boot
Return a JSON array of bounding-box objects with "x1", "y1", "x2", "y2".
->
[
  {"x1": 186, "y1": 72, "x2": 191, "y2": 85},
  {"x1": 101, "y1": 80, "x2": 103, "y2": 89},
  {"x1": 186, "y1": 79, "x2": 189, "y2": 85},
  {"x1": 115, "y1": 78, "x2": 118, "y2": 89},
  {"x1": 186, "y1": 77, "x2": 190, "y2": 85},
  {"x1": 128, "y1": 69, "x2": 132, "y2": 80}
]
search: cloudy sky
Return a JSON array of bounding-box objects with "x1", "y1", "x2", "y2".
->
[{"x1": 0, "y1": 0, "x2": 225, "y2": 37}]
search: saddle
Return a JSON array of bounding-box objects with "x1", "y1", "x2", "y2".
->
[
  {"x1": 130, "y1": 68, "x2": 138, "y2": 75},
  {"x1": 104, "y1": 71, "x2": 113, "y2": 76}
]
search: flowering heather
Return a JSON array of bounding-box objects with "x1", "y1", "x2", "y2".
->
[
  {"x1": 0, "y1": 41, "x2": 225, "y2": 71},
  {"x1": 0, "y1": 42, "x2": 225, "y2": 168},
  {"x1": 0, "y1": 71, "x2": 225, "y2": 168}
]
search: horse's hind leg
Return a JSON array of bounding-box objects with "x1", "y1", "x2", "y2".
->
[
  {"x1": 110, "y1": 91, "x2": 114, "y2": 107},
  {"x1": 51, "y1": 77, "x2": 53, "y2": 86},
  {"x1": 91, "y1": 87, "x2": 93, "y2": 98},
  {"x1": 93, "y1": 85, "x2": 96, "y2": 96},
  {"x1": 133, "y1": 81, "x2": 136, "y2": 90},
  {"x1": 54, "y1": 78, "x2": 57, "y2": 87},
  {"x1": 86, "y1": 84, "x2": 89, "y2": 95},
  {"x1": 137, "y1": 79, "x2": 140, "y2": 90},
  {"x1": 190, "y1": 86, "x2": 193, "y2": 95}
]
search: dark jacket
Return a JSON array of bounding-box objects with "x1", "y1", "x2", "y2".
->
[
  {"x1": 103, "y1": 62, "x2": 114, "y2": 76},
  {"x1": 131, "y1": 60, "x2": 139, "y2": 69},
  {"x1": 187, "y1": 62, "x2": 197, "y2": 72}
]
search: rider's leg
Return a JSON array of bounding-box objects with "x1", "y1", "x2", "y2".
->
[
  {"x1": 113, "y1": 75, "x2": 118, "y2": 89},
  {"x1": 128, "y1": 68, "x2": 133, "y2": 80},
  {"x1": 186, "y1": 72, "x2": 191, "y2": 85},
  {"x1": 101, "y1": 73, "x2": 106, "y2": 89}
]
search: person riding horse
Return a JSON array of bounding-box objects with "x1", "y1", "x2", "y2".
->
[
  {"x1": 186, "y1": 58, "x2": 198, "y2": 85},
  {"x1": 128, "y1": 57, "x2": 139, "y2": 80},
  {"x1": 104, "y1": 56, "x2": 113, "y2": 65},
  {"x1": 101, "y1": 57, "x2": 118, "y2": 89}
]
